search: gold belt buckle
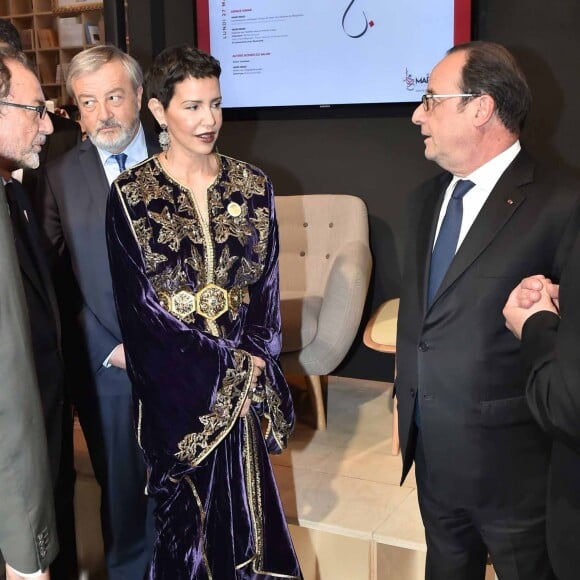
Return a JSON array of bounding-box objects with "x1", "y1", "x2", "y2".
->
[
  {"x1": 196, "y1": 283, "x2": 229, "y2": 320},
  {"x1": 159, "y1": 289, "x2": 197, "y2": 320},
  {"x1": 158, "y1": 284, "x2": 246, "y2": 322}
]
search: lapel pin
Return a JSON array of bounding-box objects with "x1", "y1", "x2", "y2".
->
[
  {"x1": 227, "y1": 201, "x2": 242, "y2": 217},
  {"x1": 506, "y1": 198, "x2": 515, "y2": 205}
]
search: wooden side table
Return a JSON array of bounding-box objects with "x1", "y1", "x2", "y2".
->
[{"x1": 363, "y1": 298, "x2": 400, "y2": 455}]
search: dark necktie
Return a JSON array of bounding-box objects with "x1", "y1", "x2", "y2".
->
[
  {"x1": 6, "y1": 181, "x2": 27, "y2": 237},
  {"x1": 427, "y1": 179, "x2": 475, "y2": 306},
  {"x1": 110, "y1": 153, "x2": 128, "y2": 173},
  {"x1": 5, "y1": 180, "x2": 38, "y2": 269}
]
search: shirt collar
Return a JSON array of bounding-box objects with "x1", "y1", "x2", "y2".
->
[{"x1": 456, "y1": 140, "x2": 521, "y2": 192}]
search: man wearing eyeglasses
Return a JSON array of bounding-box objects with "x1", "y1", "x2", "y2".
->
[
  {"x1": 0, "y1": 47, "x2": 57, "y2": 580},
  {"x1": 395, "y1": 41, "x2": 580, "y2": 579}
]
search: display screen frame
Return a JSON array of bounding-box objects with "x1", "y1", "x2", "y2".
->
[{"x1": 195, "y1": 0, "x2": 473, "y2": 120}]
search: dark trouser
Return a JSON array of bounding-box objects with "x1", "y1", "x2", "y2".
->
[
  {"x1": 51, "y1": 401, "x2": 79, "y2": 580},
  {"x1": 414, "y1": 429, "x2": 555, "y2": 580},
  {"x1": 76, "y1": 388, "x2": 155, "y2": 580}
]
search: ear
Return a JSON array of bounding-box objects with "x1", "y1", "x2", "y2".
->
[
  {"x1": 136, "y1": 85, "x2": 143, "y2": 111},
  {"x1": 148, "y1": 98, "x2": 165, "y2": 126},
  {"x1": 473, "y1": 94, "x2": 495, "y2": 127}
]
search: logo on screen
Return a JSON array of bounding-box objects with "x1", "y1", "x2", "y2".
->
[
  {"x1": 342, "y1": 0, "x2": 375, "y2": 38},
  {"x1": 403, "y1": 68, "x2": 430, "y2": 92}
]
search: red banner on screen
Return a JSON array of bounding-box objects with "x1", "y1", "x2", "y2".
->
[
  {"x1": 196, "y1": 0, "x2": 210, "y2": 51},
  {"x1": 454, "y1": 0, "x2": 472, "y2": 44}
]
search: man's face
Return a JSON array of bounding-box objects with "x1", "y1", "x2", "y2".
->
[
  {"x1": 411, "y1": 50, "x2": 477, "y2": 176},
  {"x1": 72, "y1": 60, "x2": 142, "y2": 154},
  {"x1": 0, "y1": 59, "x2": 53, "y2": 170}
]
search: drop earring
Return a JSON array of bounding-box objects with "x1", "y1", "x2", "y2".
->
[{"x1": 158, "y1": 124, "x2": 170, "y2": 152}]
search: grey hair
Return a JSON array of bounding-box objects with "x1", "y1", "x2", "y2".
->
[
  {"x1": 66, "y1": 44, "x2": 143, "y2": 98},
  {"x1": 0, "y1": 47, "x2": 36, "y2": 99}
]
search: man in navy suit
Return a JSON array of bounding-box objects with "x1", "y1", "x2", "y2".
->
[
  {"x1": 38, "y1": 45, "x2": 157, "y2": 580},
  {"x1": 395, "y1": 41, "x2": 580, "y2": 579}
]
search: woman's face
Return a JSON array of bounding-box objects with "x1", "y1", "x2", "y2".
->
[{"x1": 162, "y1": 75, "x2": 223, "y2": 157}]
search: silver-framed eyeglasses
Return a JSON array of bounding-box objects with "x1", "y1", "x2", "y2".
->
[
  {"x1": 0, "y1": 100, "x2": 48, "y2": 119},
  {"x1": 421, "y1": 93, "x2": 481, "y2": 112}
]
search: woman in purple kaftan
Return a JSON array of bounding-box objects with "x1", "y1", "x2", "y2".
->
[{"x1": 105, "y1": 45, "x2": 301, "y2": 579}]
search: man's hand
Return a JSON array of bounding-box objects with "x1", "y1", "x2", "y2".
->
[
  {"x1": 510, "y1": 275, "x2": 560, "y2": 309},
  {"x1": 503, "y1": 275, "x2": 559, "y2": 339},
  {"x1": 109, "y1": 343, "x2": 126, "y2": 369},
  {"x1": 6, "y1": 564, "x2": 49, "y2": 579},
  {"x1": 240, "y1": 356, "x2": 266, "y2": 417}
]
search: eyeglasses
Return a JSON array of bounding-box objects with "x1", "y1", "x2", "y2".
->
[
  {"x1": 421, "y1": 93, "x2": 481, "y2": 112},
  {"x1": 0, "y1": 100, "x2": 48, "y2": 119}
]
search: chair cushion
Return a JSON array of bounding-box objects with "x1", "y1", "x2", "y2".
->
[{"x1": 280, "y1": 293, "x2": 323, "y2": 353}]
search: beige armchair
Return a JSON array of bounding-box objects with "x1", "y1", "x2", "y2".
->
[{"x1": 275, "y1": 194, "x2": 372, "y2": 429}]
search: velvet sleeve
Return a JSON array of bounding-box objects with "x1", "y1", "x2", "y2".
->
[
  {"x1": 106, "y1": 184, "x2": 255, "y2": 467},
  {"x1": 238, "y1": 179, "x2": 295, "y2": 453},
  {"x1": 238, "y1": 178, "x2": 282, "y2": 359}
]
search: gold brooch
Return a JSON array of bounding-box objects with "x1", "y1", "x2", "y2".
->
[{"x1": 227, "y1": 201, "x2": 242, "y2": 217}]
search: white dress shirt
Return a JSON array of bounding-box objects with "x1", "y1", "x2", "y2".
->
[
  {"x1": 95, "y1": 123, "x2": 149, "y2": 187},
  {"x1": 433, "y1": 140, "x2": 522, "y2": 252}
]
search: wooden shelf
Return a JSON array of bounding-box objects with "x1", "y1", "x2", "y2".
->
[{"x1": 0, "y1": 0, "x2": 104, "y2": 105}]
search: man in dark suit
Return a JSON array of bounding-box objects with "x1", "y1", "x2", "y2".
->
[
  {"x1": 504, "y1": 253, "x2": 580, "y2": 580},
  {"x1": 0, "y1": 19, "x2": 81, "y2": 580},
  {"x1": 0, "y1": 46, "x2": 57, "y2": 580},
  {"x1": 395, "y1": 40, "x2": 580, "y2": 579},
  {"x1": 38, "y1": 45, "x2": 157, "y2": 580}
]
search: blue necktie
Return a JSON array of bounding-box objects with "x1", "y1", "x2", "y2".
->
[
  {"x1": 110, "y1": 153, "x2": 127, "y2": 173},
  {"x1": 427, "y1": 179, "x2": 475, "y2": 306}
]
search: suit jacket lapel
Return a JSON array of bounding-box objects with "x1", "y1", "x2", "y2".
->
[
  {"x1": 80, "y1": 134, "x2": 161, "y2": 224},
  {"x1": 431, "y1": 151, "x2": 533, "y2": 306},
  {"x1": 8, "y1": 180, "x2": 61, "y2": 336},
  {"x1": 12, "y1": 212, "x2": 45, "y2": 299},
  {"x1": 79, "y1": 140, "x2": 109, "y2": 222}
]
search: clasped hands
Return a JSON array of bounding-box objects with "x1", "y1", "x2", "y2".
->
[
  {"x1": 503, "y1": 275, "x2": 560, "y2": 339},
  {"x1": 110, "y1": 344, "x2": 265, "y2": 418}
]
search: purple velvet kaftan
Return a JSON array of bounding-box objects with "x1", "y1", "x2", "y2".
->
[{"x1": 105, "y1": 153, "x2": 301, "y2": 579}]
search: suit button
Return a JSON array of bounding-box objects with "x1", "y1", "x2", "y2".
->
[
  {"x1": 418, "y1": 341, "x2": 429, "y2": 352},
  {"x1": 410, "y1": 388, "x2": 416, "y2": 397}
]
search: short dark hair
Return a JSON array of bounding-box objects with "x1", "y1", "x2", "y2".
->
[
  {"x1": 448, "y1": 41, "x2": 531, "y2": 134},
  {"x1": 146, "y1": 44, "x2": 221, "y2": 108},
  {"x1": 0, "y1": 47, "x2": 36, "y2": 100},
  {"x1": 0, "y1": 19, "x2": 22, "y2": 51}
]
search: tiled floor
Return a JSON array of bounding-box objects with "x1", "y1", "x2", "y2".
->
[
  {"x1": 73, "y1": 377, "x2": 496, "y2": 579},
  {"x1": 273, "y1": 377, "x2": 422, "y2": 543}
]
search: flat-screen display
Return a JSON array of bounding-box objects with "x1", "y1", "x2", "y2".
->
[{"x1": 196, "y1": 0, "x2": 472, "y2": 109}]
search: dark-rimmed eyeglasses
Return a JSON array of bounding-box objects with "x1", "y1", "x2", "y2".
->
[
  {"x1": 421, "y1": 93, "x2": 481, "y2": 112},
  {"x1": 0, "y1": 100, "x2": 48, "y2": 119}
]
